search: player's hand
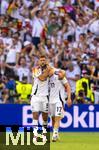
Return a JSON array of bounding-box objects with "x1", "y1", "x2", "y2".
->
[
  {"x1": 41, "y1": 64, "x2": 50, "y2": 73},
  {"x1": 67, "y1": 99, "x2": 72, "y2": 107},
  {"x1": 46, "y1": 65, "x2": 52, "y2": 72}
]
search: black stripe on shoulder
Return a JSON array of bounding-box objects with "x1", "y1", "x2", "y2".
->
[{"x1": 34, "y1": 84, "x2": 38, "y2": 95}]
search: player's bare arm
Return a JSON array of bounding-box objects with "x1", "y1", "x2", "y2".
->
[
  {"x1": 58, "y1": 71, "x2": 72, "y2": 107},
  {"x1": 64, "y1": 83, "x2": 72, "y2": 107}
]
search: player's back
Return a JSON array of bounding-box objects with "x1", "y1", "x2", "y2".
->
[{"x1": 49, "y1": 73, "x2": 65, "y2": 103}]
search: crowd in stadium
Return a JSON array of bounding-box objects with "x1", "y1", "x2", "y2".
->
[{"x1": 0, "y1": 0, "x2": 99, "y2": 104}]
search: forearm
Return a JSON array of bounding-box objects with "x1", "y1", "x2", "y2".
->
[
  {"x1": 42, "y1": 0, "x2": 49, "y2": 11},
  {"x1": 65, "y1": 83, "x2": 71, "y2": 100},
  {"x1": 91, "y1": 75, "x2": 99, "y2": 80},
  {"x1": 5, "y1": 63, "x2": 14, "y2": 69},
  {"x1": 31, "y1": 5, "x2": 39, "y2": 17},
  {"x1": 3, "y1": 95, "x2": 9, "y2": 103},
  {"x1": 16, "y1": 53, "x2": 20, "y2": 64},
  {"x1": 77, "y1": 0, "x2": 83, "y2": 8},
  {"x1": 29, "y1": 46, "x2": 36, "y2": 57}
]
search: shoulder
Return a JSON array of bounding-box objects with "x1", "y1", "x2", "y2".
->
[{"x1": 58, "y1": 70, "x2": 66, "y2": 80}]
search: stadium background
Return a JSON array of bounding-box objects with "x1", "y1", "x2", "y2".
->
[{"x1": 0, "y1": 0, "x2": 99, "y2": 150}]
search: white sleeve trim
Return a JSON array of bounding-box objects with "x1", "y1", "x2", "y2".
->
[{"x1": 61, "y1": 77, "x2": 68, "y2": 85}]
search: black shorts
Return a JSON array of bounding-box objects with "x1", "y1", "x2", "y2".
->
[{"x1": 32, "y1": 37, "x2": 40, "y2": 49}]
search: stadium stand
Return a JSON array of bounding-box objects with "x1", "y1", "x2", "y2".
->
[{"x1": 0, "y1": 0, "x2": 99, "y2": 104}]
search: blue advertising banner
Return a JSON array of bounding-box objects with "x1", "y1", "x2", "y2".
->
[
  {"x1": 0, "y1": 104, "x2": 99, "y2": 132},
  {"x1": 0, "y1": 104, "x2": 22, "y2": 125}
]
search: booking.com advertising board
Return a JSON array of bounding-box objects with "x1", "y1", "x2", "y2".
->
[{"x1": 0, "y1": 104, "x2": 99, "y2": 132}]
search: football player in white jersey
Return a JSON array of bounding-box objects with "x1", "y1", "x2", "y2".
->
[
  {"x1": 31, "y1": 55, "x2": 51, "y2": 142},
  {"x1": 49, "y1": 67, "x2": 72, "y2": 142}
]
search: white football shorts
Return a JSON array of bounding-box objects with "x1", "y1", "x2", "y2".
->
[
  {"x1": 49, "y1": 101, "x2": 64, "y2": 117},
  {"x1": 31, "y1": 95, "x2": 49, "y2": 113}
]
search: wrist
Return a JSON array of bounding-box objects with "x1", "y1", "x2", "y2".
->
[{"x1": 67, "y1": 97, "x2": 71, "y2": 101}]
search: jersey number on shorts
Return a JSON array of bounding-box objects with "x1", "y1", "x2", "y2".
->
[{"x1": 57, "y1": 107, "x2": 62, "y2": 113}]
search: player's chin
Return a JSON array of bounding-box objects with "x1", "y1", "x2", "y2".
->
[
  {"x1": 41, "y1": 64, "x2": 47, "y2": 69},
  {"x1": 41, "y1": 64, "x2": 45, "y2": 66}
]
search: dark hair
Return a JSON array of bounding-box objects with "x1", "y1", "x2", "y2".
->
[
  {"x1": 87, "y1": 29, "x2": 91, "y2": 33},
  {"x1": 22, "y1": 76, "x2": 27, "y2": 81},
  {"x1": 39, "y1": 54, "x2": 46, "y2": 59},
  {"x1": 94, "y1": 38, "x2": 99, "y2": 42},
  {"x1": 28, "y1": 5, "x2": 34, "y2": 10},
  {"x1": 96, "y1": 58, "x2": 99, "y2": 63},
  {"x1": 18, "y1": 56, "x2": 26, "y2": 65},
  {"x1": 35, "y1": 10, "x2": 41, "y2": 17},
  {"x1": 82, "y1": 82, "x2": 87, "y2": 96},
  {"x1": 78, "y1": 90, "x2": 84, "y2": 97},
  {"x1": 80, "y1": 33, "x2": 86, "y2": 37},
  {"x1": 8, "y1": 73, "x2": 15, "y2": 80},
  {"x1": 67, "y1": 35, "x2": 73, "y2": 42}
]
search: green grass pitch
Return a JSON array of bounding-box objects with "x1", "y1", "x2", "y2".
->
[
  {"x1": 0, "y1": 132, "x2": 99, "y2": 150},
  {"x1": 50, "y1": 132, "x2": 99, "y2": 150}
]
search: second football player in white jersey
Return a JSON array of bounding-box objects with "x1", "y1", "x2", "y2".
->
[{"x1": 49, "y1": 67, "x2": 72, "y2": 142}]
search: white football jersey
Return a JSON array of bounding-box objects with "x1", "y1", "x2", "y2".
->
[
  {"x1": 49, "y1": 72, "x2": 68, "y2": 104},
  {"x1": 31, "y1": 67, "x2": 49, "y2": 96}
]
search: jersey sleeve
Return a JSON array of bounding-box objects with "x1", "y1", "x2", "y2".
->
[{"x1": 61, "y1": 77, "x2": 68, "y2": 85}]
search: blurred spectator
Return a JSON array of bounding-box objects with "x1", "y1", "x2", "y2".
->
[
  {"x1": 16, "y1": 76, "x2": 32, "y2": 104},
  {"x1": 6, "y1": 56, "x2": 31, "y2": 82},
  {"x1": 4, "y1": 74, "x2": 16, "y2": 103},
  {"x1": 66, "y1": 61, "x2": 80, "y2": 101},
  {"x1": 1, "y1": 0, "x2": 9, "y2": 15},
  {"x1": 89, "y1": 58, "x2": 99, "y2": 85},
  {"x1": 76, "y1": 70, "x2": 94, "y2": 104}
]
